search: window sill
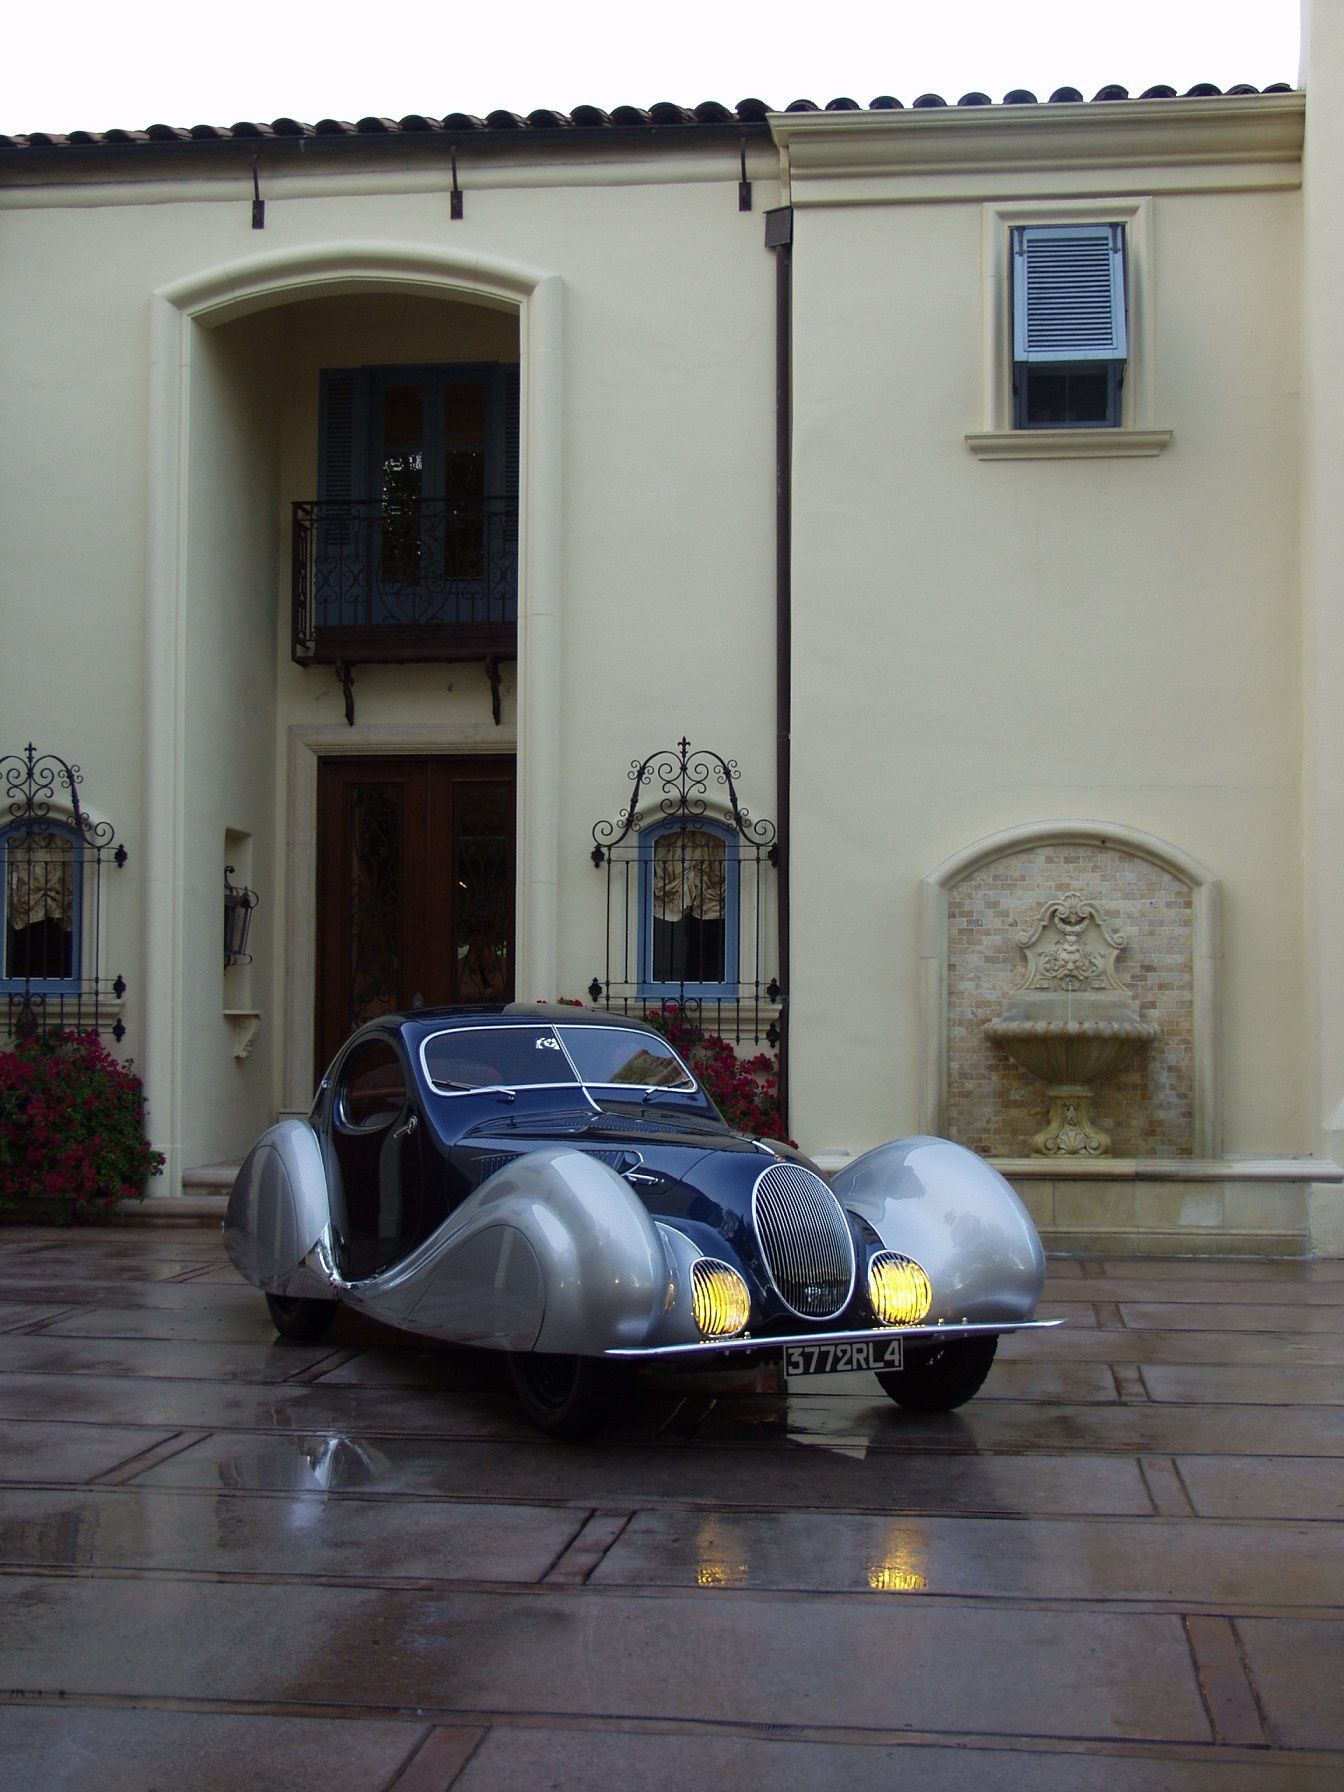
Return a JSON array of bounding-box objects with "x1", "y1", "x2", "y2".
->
[{"x1": 965, "y1": 428, "x2": 1173, "y2": 461}]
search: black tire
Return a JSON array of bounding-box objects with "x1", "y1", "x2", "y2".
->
[
  {"x1": 508, "y1": 1351, "x2": 621, "y2": 1439},
  {"x1": 875, "y1": 1334, "x2": 999, "y2": 1413},
  {"x1": 265, "y1": 1292, "x2": 339, "y2": 1343}
]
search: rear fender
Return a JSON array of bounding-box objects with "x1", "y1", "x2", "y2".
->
[
  {"x1": 832, "y1": 1136, "x2": 1045, "y2": 1323},
  {"x1": 223, "y1": 1120, "x2": 335, "y2": 1297}
]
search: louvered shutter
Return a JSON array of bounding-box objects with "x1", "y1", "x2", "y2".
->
[
  {"x1": 316, "y1": 369, "x2": 369, "y2": 626},
  {"x1": 498, "y1": 364, "x2": 520, "y2": 621},
  {"x1": 1012, "y1": 224, "x2": 1127, "y2": 363}
]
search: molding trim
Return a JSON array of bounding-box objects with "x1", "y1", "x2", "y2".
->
[
  {"x1": 770, "y1": 96, "x2": 1304, "y2": 206},
  {"x1": 146, "y1": 241, "x2": 562, "y2": 1185},
  {"x1": 919, "y1": 819, "x2": 1221, "y2": 1159},
  {"x1": 966, "y1": 428, "x2": 1173, "y2": 460}
]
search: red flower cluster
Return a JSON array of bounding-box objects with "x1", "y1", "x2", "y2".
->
[
  {"x1": 642, "y1": 1003, "x2": 788, "y2": 1141},
  {"x1": 0, "y1": 1030, "x2": 164, "y2": 1221}
]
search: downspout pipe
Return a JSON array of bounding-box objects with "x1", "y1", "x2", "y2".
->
[{"x1": 765, "y1": 205, "x2": 793, "y2": 1132}]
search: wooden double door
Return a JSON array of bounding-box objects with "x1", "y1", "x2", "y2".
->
[{"x1": 315, "y1": 756, "x2": 516, "y2": 1075}]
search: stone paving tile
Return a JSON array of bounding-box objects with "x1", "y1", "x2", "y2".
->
[
  {"x1": 999, "y1": 1327, "x2": 1344, "y2": 1366},
  {"x1": 0, "y1": 1574, "x2": 1213, "y2": 1741},
  {"x1": 0, "y1": 1370, "x2": 534, "y2": 1438},
  {"x1": 0, "y1": 1278, "x2": 266, "y2": 1311},
  {"x1": 0, "y1": 1485, "x2": 584, "y2": 1583},
  {"x1": 1095, "y1": 1258, "x2": 1343, "y2": 1282},
  {"x1": 34, "y1": 1303, "x2": 331, "y2": 1344},
  {"x1": 589, "y1": 1508, "x2": 1344, "y2": 1606},
  {"x1": 0, "y1": 1420, "x2": 185, "y2": 1486},
  {"x1": 702, "y1": 1393, "x2": 1344, "y2": 1458},
  {"x1": 1177, "y1": 1457, "x2": 1344, "y2": 1521},
  {"x1": 0, "y1": 1302, "x2": 77, "y2": 1332},
  {"x1": 0, "y1": 1333, "x2": 338, "y2": 1383},
  {"x1": 1142, "y1": 1364, "x2": 1344, "y2": 1405},
  {"x1": 0, "y1": 1707, "x2": 425, "y2": 1792},
  {"x1": 131, "y1": 1431, "x2": 1157, "y2": 1515},
  {"x1": 1236, "y1": 1617, "x2": 1344, "y2": 1749},
  {"x1": 450, "y1": 1727, "x2": 1344, "y2": 1792},
  {"x1": 1117, "y1": 1303, "x2": 1344, "y2": 1333}
]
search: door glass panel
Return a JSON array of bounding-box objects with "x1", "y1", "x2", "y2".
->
[
  {"x1": 380, "y1": 383, "x2": 424, "y2": 584},
  {"x1": 339, "y1": 1038, "x2": 406, "y2": 1129},
  {"x1": 442, "y1": 382, "x2": 488, "y2": 580},
  {"x1": 349, "y1": 785, "x2": 402, "y2": 1031},
  {"x1": 454, "y1": 782, "x2": 511, "y2": 1001}
]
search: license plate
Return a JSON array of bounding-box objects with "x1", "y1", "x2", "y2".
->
[{"x1": 783, "y1": 1338, "x2": 903, "y2": 1376}]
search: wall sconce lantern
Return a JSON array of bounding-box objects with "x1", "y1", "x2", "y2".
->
[{"x1": 224, "y1": 866, "x2": 259, "y2": 968}]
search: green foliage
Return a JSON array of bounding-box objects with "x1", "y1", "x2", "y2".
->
[{"x1": 0, "y1": 1030, "x2": 164, "y2": 1221}]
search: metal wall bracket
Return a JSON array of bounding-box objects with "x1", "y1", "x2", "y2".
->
[
  {"x1": 251, "y1": 156, "x2": 265, "y2": 229},
  {"x1": 450, "y1": 147, "x2": 464, "y2": 220},
  {"x1": 738, "y1": 133, "x2": 752, "y2": 211}
]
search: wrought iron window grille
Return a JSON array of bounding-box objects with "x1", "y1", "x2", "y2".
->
[
  {"x1": 589, "y1": 738, "x2": 783, "y2": 1048},
  {"x1": 1, "y1": 744, "x2": 128, "y2": 1043},
  {"x1": 224, "y1": 868, "x2": 259, "y2": 968}
]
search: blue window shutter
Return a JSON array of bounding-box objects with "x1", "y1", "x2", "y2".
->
[
  {"x1": 501, "y1": 364, "x2": 520, "y2": 503},
  {"x1": 317, "y1": 368, "x2": 368, "y2": 501},
  {"x1": 1012, "y1": 224, "x2": 1127, "y2": 362}
]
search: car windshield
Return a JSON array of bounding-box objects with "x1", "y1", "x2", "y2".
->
[{"x1": 420, "y1": 1023, "x2": 695, "y2": 1095}]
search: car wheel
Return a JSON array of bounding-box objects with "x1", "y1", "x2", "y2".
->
[
  {"x1": 875, "y1": 1334, "x2": 998, "y2": 1413},
  {"x1": 265, "y1": 1293, "x2": 339, "y2": 1343},
  {"x1": 508, "y1": 1351, "x2": 622, "y2": 1439}
]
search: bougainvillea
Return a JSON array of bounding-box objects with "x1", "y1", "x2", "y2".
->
[
  {"x1": 0, "y1": 1030, "x2": 164, "y2": 1221},
  {"x1": 641, "y1": 1003, "x2": 787, "y2": 1140}
]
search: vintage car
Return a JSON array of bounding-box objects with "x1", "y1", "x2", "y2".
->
[{"x1": 224, "y1": 1005, "x2": 1054, "y2": 1436}]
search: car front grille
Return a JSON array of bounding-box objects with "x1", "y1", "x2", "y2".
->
[{"x1": 750, "y1": 1162, "x2": 856, "y2": 1320}]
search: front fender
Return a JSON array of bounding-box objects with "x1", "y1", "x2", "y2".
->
[
  {"x1": 223, "y1": 1119, "x2": 334, "y2": 1297},
  {"x1": 832, "y1": 1136, "x2": 1045, "y2": 1323},
  {"x1": 356, "y1": 1145, "x2": 673, "y2": 1353}
]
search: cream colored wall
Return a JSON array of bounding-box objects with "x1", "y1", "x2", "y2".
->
[
  {"x1": 1301, "y1": 0, "x2": 1344, "y2": 1250},
  {"x1": 786, "y1": 183, "x2": 1302, "y2": 1163},
  {"x1": 2, "y1": 155, "x2": 781, "y2": 1178}
]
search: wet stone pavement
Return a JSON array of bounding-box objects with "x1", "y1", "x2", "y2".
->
[{"x1": 0, "y1": 1229, "x2": 1342, "y2": 1790}]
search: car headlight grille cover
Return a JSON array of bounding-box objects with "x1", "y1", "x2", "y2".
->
[
  {"x1": 751, "y1": 1162, "x2": 856, "y2": 1320},
  {"x1": 691, "y1": 1258, "x2": 751, "y2": 1337},
  {"x1": 868, "y1": 1252, "x2": 933, "y2": 1326}
]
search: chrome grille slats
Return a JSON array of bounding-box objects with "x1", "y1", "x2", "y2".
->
[{"x1": 751, "y1": 1162, "x2": 855, "y2": 1319}]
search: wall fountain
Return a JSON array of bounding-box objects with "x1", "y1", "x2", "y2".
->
[{"x1": 983, "y1": 891, "x2": 1159, "y2": 1157}]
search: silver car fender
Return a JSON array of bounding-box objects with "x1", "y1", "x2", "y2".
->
[
  {"x1": 832, "y1": 1136, "x2": 1045, "y2": 1323},
  {"x1": 337, "y1": 1145, "x2": 674, "y2": 1354},
  {"x1": 223, "y1": 1119, "x2": 333, "y2": 1298}
]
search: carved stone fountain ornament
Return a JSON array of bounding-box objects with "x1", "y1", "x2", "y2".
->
[{"x1": 983, "y1": 891, "x2": 1159, "y2": 1157}]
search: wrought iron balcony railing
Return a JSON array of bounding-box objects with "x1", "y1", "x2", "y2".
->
[{"x1": 292, "y1": 496, "x2": 518, "y2": 664}]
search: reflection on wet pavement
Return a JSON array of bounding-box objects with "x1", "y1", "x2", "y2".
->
[{"x1": 1, "y1": 1225, "x2": 1342, "y2": 1787}]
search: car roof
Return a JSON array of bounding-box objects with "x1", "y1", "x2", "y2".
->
[{"x1": 395, "y1": 1004, "x2": 667, "y2": 1037}]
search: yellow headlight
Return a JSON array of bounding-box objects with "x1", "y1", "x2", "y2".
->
[
  {"x1": 691, "y1": 1259, "x2": 751, "y2": 1338},
  {"x1": 867, "y1": 1252, "x2": 932, "y2": 1326}
]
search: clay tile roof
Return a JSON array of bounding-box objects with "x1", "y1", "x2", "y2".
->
[{"x1": 0, "y1": 85, "x2": 1297, "y2": 153}]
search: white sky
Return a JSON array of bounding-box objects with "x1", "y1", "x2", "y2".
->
[{"x1": 2, "y1": 0, "x2": 1301, "y2": 139}]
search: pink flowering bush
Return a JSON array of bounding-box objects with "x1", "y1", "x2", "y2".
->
[
  {"x1": 0, "y1": 1030, "x2": 164, "y2": 1221},
  {"x1": 642, "y1": 1003, "x2": 787, "y2": 1140}
]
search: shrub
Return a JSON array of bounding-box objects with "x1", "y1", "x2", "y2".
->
[
  {"x1": 642, "y1": 1003, "x2": 786, "y2": 1140},
  {"x1": 0, "y1": 1030, "x2": 164, "y2": 1221}
]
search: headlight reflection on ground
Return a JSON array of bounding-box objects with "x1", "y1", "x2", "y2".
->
[
  {"x1": 695, "y1": 1517, "x2": 750, "y2": 1588},
  {"x1": 866, "y1": 1525, "x2": 929, "y2": 1592}
]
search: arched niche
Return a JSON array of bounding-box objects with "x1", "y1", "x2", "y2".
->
[{"x1": 920, "y1": 820, "x2": 1220, "y2": 1158}]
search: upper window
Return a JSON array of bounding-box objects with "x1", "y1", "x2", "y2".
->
[
  {"x1": 1, "y1": 821, "x2": 82, "y2": 994},
  {"x1": 639, "y1": 820, "x2": 739, "y2": 1000},
  {"x1": 1012, "y1": 223, "x2": 1127, "y2": 429}
]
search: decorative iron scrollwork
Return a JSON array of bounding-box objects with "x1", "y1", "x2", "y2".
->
[{"x1": 1, "y1": 744, "x2": 128, "y2": 1043}]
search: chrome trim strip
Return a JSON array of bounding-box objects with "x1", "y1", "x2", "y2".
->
[{"x1": 605, "y1": 1318, "x2": 1063, "y2": 1359}]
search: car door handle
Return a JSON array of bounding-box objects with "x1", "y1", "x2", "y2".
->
[{"x1": 392, "y1": 1115, "x2": 418, "y2": 1140}]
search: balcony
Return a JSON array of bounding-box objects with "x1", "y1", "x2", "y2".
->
[{"x1": 292, "y1": 496, "x2": 518, "y2": 666}]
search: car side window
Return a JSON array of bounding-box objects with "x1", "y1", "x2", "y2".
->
[{"x1": 338, "y1": 1038, "x2": 406, "y2": 1130}]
